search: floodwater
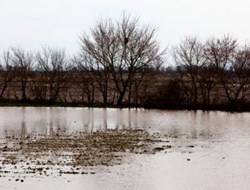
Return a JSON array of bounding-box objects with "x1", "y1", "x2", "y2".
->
[{"x1": 0, "y1": 107, "x2": 250, "y2": 190}]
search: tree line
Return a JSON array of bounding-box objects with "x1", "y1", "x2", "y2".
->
[
  {"x1": 0, "y1": 15, "x2": 163, "y2": 107},
  {"x1": 1, "y1": 14, "x2": 250, "y2": 111},
  {"x1": 147, "y1": 36, "x2": 250, "y2": 111}
]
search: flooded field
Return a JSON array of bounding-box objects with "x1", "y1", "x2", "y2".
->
[{"x1": 0, "y1": 107, "x2": 250, "y2": 190}]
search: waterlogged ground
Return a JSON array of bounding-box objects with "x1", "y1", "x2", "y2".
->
[
  {"x1": 0, "y1": 108, "x2": 250, "y2": 190},
  {"x1": 0, "y1": 129, "x2": 170, "y2": 178},
  {"x1": 0, "y1": 129, "x2": 207, "y2": 188}
]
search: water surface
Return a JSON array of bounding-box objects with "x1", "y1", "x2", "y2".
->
[{"x1": 0, "y1": 107, "x2": 250, "y2": 190}]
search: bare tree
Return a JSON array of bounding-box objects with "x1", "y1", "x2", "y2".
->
[
  {"x1": 36, "y1": 47, "x2": 70, "y2": 103},
  {"x1": 72, "y1": 56, "x2": 96, "y2": 105},
  {"x1": 29, "y1": 71, "x2": 47, "y2": 101},
  {"x1": 11, "y1": 48, "x2": 34, "y2": 101},
  {"x1": 204, "y1": 36, "x2": 237, "y2": 107},
  {"x1": 173, "y1": 37, "x2": 205, "y2": 106},
  {"x1": 221, "y1": 46, "x2": 250, "y2": 108},
  {"x1": 78, "y1": 20, "x2": 116, "y2": 105},
  {"x1": 78, "y1": 14, "x2": 164, "y2": 106},
  {"x1": 197, "y1": 63, "x2": 217, "y2": 109},
  {"x1": 0, "y1": 51, "x2": 17, "y2": 98},
  {"x1": 112, "y1": 15, "x2": 164, "y2": 106},
  {"x1": 130, "y1": 68, "x2": 156, "y2": 106}
]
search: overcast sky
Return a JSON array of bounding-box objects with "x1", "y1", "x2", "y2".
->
[{"x1": 1, "y1": 0, "x2": 250, "y2": 54}]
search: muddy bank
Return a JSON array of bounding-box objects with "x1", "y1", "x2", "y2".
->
[{"x1": 0, "y1": 129, "x2": 170, "y2": 178}]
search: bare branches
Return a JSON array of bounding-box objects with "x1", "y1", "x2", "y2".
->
[
  {"x1": 0, "y1": 14, "x2": 250, "y2": 110},
  {"x1": 10, "y1": 48, "x2": 34, "y2": 101},
  {"x1": 173, "y1": 37, "x2": 205, "y2": 105},
  {"x1": 0, "y1": 51, "x2": 17, "y2": 98},
  {"x1": 171, "y1": 35, "x2": 250, "y2": 110},
  {"x1": 78, "y1": 14, "x2": 165, "y2": 106},
  {"x1": 204, "y1": 35, "x2": 237, "y2": 69},
  {"x1": 35, "y1": 47, "x2": 69, "y2": 103}
]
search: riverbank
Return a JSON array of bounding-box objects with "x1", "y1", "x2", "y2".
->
[{"x1": 0, "y1": 99, "x2": 250, "y2": 112}]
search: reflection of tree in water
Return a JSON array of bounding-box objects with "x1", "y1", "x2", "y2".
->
[
  {"x1": 189, "y1": 112, "x2": 198, "y2": 139},
  {"x1": 187, "y1": 111, "x2": 212, "y2": 139},
  {"x1": 198, "y1": 112, "x2": 211, "y2": 139},
  {"x1": 91, "y1": 108, "x2": 94, "y2": 132},
  {"x1": 134, "y1": 109, "x2": 139, "y2": 129},
  {"x1": 20, "y1": 119, "x2": 27, "y2": 143},
  {"x1": 46, "y1": 108, "x2": 68, "y2": 138},
  {"x1": 82, "y1": 108, "x2": 95, "y2": 133},
  {"x1": 128, "y1": 109, "x2": 132, "y2": 129},
  {"x1": 48, "y1": 118, "x2": 67, "y2": 138},
  {"x1": 103, "y1": 108, "x2": 107, "y2": 131},
  {"x1": 116, "y1": 109, "x2": 122, "y2": 130},
  {"x1": 115, "y1": 109, "x2": 140, "y2": 130},
  {"x1": 20, "y1": 107, "x2": 27, "y2": 142},
  {"x1": 48, "y1": 120, "x2": 54, "y2": 138},
  {"x1": 3, "y1": 108, "x2": 27, "y2": 148},
  {"x1": 88, "y1": 108, "x2": 95, "y2": 133},
  {"x1": 2, "y1": 108, "x2": 154, "y2": 141}
]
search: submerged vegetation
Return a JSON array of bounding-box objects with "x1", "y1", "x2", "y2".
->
[
  {"x1": 0, "y1": 14, "x2": 250, "y2": 111},
  {"x1": 0, "y1": 129, "x2": 170, "y2": 178}
]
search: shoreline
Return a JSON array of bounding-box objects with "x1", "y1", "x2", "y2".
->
[{"x1": 0, "y1": 100, "x2": 249, "y2": 113}]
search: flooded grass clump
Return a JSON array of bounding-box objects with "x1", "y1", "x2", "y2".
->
[{"x1": 0, "y1": 129, "x2": 167, "y2": 177}]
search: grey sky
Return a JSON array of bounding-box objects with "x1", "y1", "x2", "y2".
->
[{"x1": 1, "y1": 0, "x2": 250, "y2": 53}]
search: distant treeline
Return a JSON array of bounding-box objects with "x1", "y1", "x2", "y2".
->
[
  {"x1": 148, "y1": 36, "x2": 250, "y2": 111},
  {"x1": 1, "y1": 15, "x2": 250, "y2": 111}
]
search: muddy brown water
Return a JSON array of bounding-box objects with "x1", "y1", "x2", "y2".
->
[{"x1": 0, "y1": 107, "x2": 250, "y2": 190}]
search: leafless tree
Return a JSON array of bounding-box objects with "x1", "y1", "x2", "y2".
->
[
  {"x1": 72, "y1": 56, "x2": 96, "y2": 105},
  {"x1": 29, "y1": 72, "x2": 47, "y2": 101},
  {"x1": 10, "y1": 48, "x2": 34, "y2": 101},
  {"x1": 221, "y1": 46, "x2": 250, "y2": 108},
  {"x1": 197, "y1": 63, "x2": 217, "y2": 108},
  {"x1": 173, "y1": 37, "x2": 205, "y2": 106},
  {"x1": 78, "y1": 14, "x2": 164, "y2": 106},
  {"x1": 111, "y1": 15, "x2": 164, "y2": 106},
  {"x1": 36, "y1": 47, "x2": 70, "y2": 103},
  {"x1": 78, "y1": 19, "x2": 116, "y2": 105},
  {"x1": 204, "y1": 36, "x2": 237, "y2": 107},
  {"x1": 0, "y1": 51, "x2": 17, "y2": 98},
  {"x1": 130, "y1": 68, "x2": 156, "y2": 106}
]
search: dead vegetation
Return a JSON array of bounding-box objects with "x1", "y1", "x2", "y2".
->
[{"x1": 0, "y1": 129, "x2": 168, "y2": 177}]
